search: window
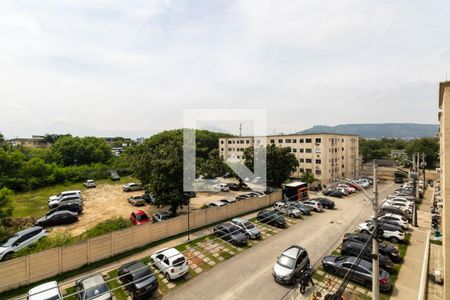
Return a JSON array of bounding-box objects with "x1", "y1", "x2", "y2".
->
[
  {"x1": 299, "y1": 168, "x2": 305, "y2": 173},
  {"x1": 246, "y1": 140, "x2": 250, "y2": 144},
  {"x1": 305, "y1": 138, "x2": 312, "y2": 143},
  {"x1": 299, "y1": 158, "x2": 304, "y2": 163},
  {"x1": 286, "y1": 139, "x2": 291, "y2": 143},
  {"x1": 299, "y1": 139, "x2": 304, "y2": 143},
  {"x1": 306, "y1": 159, "x2": 312, "y2": 163},
  {"x1": 221, "y1": 140, "x2": 224, "y2": 144},
  {"x1": 342, "y1": 147, "x2": 344, "y2": 151},
  {"x1": 293, "y1": 148, "x2": 297, "y2": 153},
  {"x1": 315, "y1": 159, "x2": 321, "y2": 164},
  {"x1": 300, "y1": 148, "x2": 304, "y2": 153},
  {"x1": 305, "y1": 148, "x2": 312, "y2": 153},
  {"x1": 220, "y1": 148, "x2": 224, "y2": 151},
  {"x1": 228, "y1": 140, "x2": 232, "y2": 144},
  {"x1": 292, "y1": 139, "x2": 297, "y2": 143},
  {"x1": 270, "y1": 139, "x2": 275, "y2": 144},
  {"x1": 315, "y1": 148, "x2": 321, "y2": 153},
  {"x1": 278, "y1": 139, "x2": 283, "y2": 143},
  {"x1": 306, "y1": 169, "x2": 312, "y2": 173},
  {"x1": 315, "y1": 170, "x2": 321, "y2": 175},
  {"x1": 315, "y1": 138, "x2": 321, "y2": 143}
]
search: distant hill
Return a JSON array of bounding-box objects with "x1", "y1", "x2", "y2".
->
[{"x1": 298, "y1": 123, "x2": 439, "y2": 139}]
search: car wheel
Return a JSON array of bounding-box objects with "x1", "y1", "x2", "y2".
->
[
  {"x1": 290, "y1": 213, "x2": 295, "y2": 218},
  {"x1": 364, "y1": 280, "x2": 372, "y2": 288},
  {"x1": 2, "y1": 252, "x2": 13, "y2": 261},
  {"x1": 361, "y1": 230, "x2": 370, "y2": 235},
  {"x1": 390, "y1": 237, "x2": 400, "y2": 244},
  {"x1": 165, "y1": 273, "x2": 171, "y2": 281}
]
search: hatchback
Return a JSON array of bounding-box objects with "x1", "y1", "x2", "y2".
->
[
  {"x1": 256, "y1": 210, "x2": 286, "y2": 228},
  {"x1": 302, "y1": 200, "x2": 323, "y2": 212},
  {"x1": 341, "y1": 241, "x2": 394, "y2": 272},
  {"x1": 150, "y1": 248, "x2": 189, "y2": 281},
  {"x1": 273, "y1": 245, "x2": 310, "y2": 284},
  {"x1": 118, "y1": 261, "x2": 158, "y2": 299},
  {"x1": 152, "y1": 212, "x2": 172, "y2": 223},
  {"x1": 122, "y1": 183, "x2": 143, "y2": 192},
  {"x1": 75, "y1": 273, "x2": 112, "y2": 300},
  {"x1": 130, "y1": 210, "x2": 150, "y2": 225},
  {"x1": 231, "y1": 218, "x2": 261, "y2": 239},
  {"x1": 213, "y1": 223, "x2": 248, "y2": 246}
]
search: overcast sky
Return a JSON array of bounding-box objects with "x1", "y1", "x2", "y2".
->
[{"x1": 0, "y1": 0, "x2": 448, "y2": 138}]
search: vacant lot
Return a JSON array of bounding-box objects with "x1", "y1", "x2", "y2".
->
[{"x1": 11, "y1": 178, "x2": 247, "y2": 237}]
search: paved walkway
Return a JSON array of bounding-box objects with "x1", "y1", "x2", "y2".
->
[{"x1": 390, "y1": 188, "x2": 432, "y2": 300}]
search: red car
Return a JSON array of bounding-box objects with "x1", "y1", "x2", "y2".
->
[{"x1": 130, "y1": 210, "x2": 150, "y2": 225}]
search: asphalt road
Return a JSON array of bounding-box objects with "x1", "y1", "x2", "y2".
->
[{"x1": 165, "y1": 183, "x2": 397, "y2": 300}]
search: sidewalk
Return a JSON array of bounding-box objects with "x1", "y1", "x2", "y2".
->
[{"x1": 390, "y1": 188, "x2": 432, "y2": 300}]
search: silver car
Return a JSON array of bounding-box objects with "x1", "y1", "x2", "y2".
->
[
  {"x1": 273, "y1": 245, "x2": 310, "y2": 284},
  {"x1": 75, "y1": 273, "x2": 112, "y2": 300},
  {"x1": 231, "y1": 218, "x2": 261, "y2": 239},
  {"x1": 275, "y1": 205, "x2": 302, "y2": 218},
  {"x1": 0, "y1": 226, "x2": 48, "y2": 261}
]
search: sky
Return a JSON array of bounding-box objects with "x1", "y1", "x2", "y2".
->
[{"x1": 0, "y1": 0, "x2": 449, "y2": 138}]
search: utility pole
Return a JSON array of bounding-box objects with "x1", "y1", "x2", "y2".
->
[
  {"x1": 372, "y1": 160, "x2": 380, "y2": 300},
  {"x1": 239, "y1": 123, "x2": 242, "y2": 137}
]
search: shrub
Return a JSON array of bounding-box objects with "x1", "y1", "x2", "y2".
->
[{"x1": 81, "y1": 217, "x2": 132, "y2": 239}]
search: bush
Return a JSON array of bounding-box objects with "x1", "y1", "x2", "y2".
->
[{"x1": 81, "y1": 217, "x2": 132, "y2": 239}]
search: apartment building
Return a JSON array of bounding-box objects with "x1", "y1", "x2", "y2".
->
[
  {"x1": 219, "y1": 133, "x2": 359, "y2": 185},
  {"x1": 438, "y1": 81, "x2": 450, "y2": 299},
  {"x1": 7, "y1": 135, "x2": 49, "y2": 148}
]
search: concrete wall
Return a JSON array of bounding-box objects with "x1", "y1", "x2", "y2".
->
[
  {"x1": 439, "y1": 81, "x2": 450, "y2": 300},
  {"x1": 0, "y1": 191, "x2": 281, "y2": 292}
]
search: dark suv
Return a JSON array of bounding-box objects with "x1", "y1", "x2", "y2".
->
[
  {"x1": 343, "y1": 233, "x2": 401, "y2": 263},
  {"x1": 213, "y1": 223, "x2": 248, "y2": 246},
  {"x1": 341, "y1": 241, "x2": 394, "y2": 272},
  {"x1": 118, "y1": 261, "x2": 158, "y2": 299},
  {"x1": 48, "y1": 201, "x2": 83, "y2": 214},
  {"x1": 256, "y1": 210, "x2": 286, "y2": 228},
  {"x1": 313, "y1": 198, "x2": 335, "y2": 209}
]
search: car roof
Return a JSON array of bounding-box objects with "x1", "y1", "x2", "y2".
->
[
  {"x1": 28, "y1": 281, "x2": 59, "y2": 300},
  {"x1": 61, "y1": 190, "x2": 81, "y2": 194},
  {"x1": 17, "y1": 226, "x2": 42, "y2": 236},
  {"x1": 134, "y1": 210, "x2": 147, "y2": 215},
  {"x1": 282, "y1": 245, "x2": 304, "y2": 259},
  {"x1": 157, "y1": 247, "x2": 181, "y2": 257},
  {"x1": 49, "y1": 210, "x2": 76, "y2": 216},
  {"x1": 231, "y1": 218, "x2": 246, "y2": 223},
  {"x1": 78, "y1": 273, "x2": 105, "y2": 288}
]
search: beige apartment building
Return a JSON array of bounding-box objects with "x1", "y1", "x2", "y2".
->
[
  {"x1": 439, "y1": 81, "x2": 450, "y2": 299},
  {"x1": 219, "y1": 133, "x2": 359, "y2": 185}
]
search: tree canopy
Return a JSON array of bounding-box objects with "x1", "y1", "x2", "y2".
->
[
  {"x1": 53, "y1": 136, "x2": 113, "y2": 166},
  {"x1": 405, "y1": 137, "x2": 439, "y2": 168}
]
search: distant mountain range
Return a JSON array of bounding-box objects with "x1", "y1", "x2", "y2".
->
[{"x1": 298, "y1": 123, "x2": 439, "y2": 139}]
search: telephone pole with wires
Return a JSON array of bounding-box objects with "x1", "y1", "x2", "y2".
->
[{"x1": 372, "y1": 160, "x2": 380, "y2": 300}]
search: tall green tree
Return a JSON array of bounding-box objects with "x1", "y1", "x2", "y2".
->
[
  {"x1": 405, "y1": 137, "x2": 439, "y2": 168},
  {"x1": 300, "y1": 173, "x2": 316, "y2": 184},
  {"x1": 53, "y1": 136, "x2": 113, "y2": 166},
  {"x1": 197, "y1": 149, "x2": 227, "y2": 178},
  {"x1": 244, "y1": 144, "x2": 299, "y2": 187},
  {"x1": 0, "y1": 187, "x2": 13, "y2": 219}
]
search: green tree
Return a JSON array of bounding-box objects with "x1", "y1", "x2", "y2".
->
[
  {"x1": 405, "y1": 137, "x2": 439, "y2": 168},
  {"x1": 42, "y1": 133, "x2": 71, "y2": 144},
  {"x1": 300, "y1": 172, "x2": 316, "y2": 184},
  {"x1": 53, "y1": 136, "x2": 113, "y2": 166},
  {"x1": 0, "y1": 187, "x2": 13, "y2": 219},
  {"x1": 128, "y1": 130, "x2": 185, "y2": 216},
  {"x1": 197, "y1": 149, "x2": 227, "y2": 178},
  {"x1": 244, "y1": 144, "x2": 299, "y2": 187}
]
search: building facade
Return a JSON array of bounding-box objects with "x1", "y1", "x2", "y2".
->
[
  {"x1": 439, "y1": 81, "x2": 450, "y2": 299},
  {"x1": 7, "y1": 135, "x2": 49, "y2": 148},
  {"x1": 219, "y1": 133, "x2": 359, "y2": 185}
]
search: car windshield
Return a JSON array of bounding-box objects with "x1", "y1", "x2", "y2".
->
[
  {"x1": 84, "y1": 284, "x2": 108, "y2": 299},
  {"x1": 243, "y1": 221, "x2": 255, "y2": 229},
  {"x1": 277, "y1": 255, "x2": 295, "y2": 269},
  {"x1": 0, "y1": 235, "x2": 19, "y2": 247},
  {"x1": 173, "y1": 257, "x2": 186, "y2": 267}
]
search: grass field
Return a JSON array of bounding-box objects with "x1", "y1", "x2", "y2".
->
[{"x1": 11, "y1": 176, "x2": 137, "y2": 218}]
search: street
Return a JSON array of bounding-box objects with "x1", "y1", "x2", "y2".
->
[{"x1": 165, "y1": 182, "x2": 397, "y2": 300}]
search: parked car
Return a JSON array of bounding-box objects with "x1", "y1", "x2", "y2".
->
[
  {"x1": 264, "y1": 187, "x2": 277, "y2": 194},
  {"x1": 236, "y1": 194, "x2": 252, "y2": 201},
  {"x1": 111, "y1": 171, "x2": 121, "y2": 181},
  {"x1": 48, "y1": 195, "x2": 82, "y2": 209},
  {"x1": 118, "y1": 261, "x2": 158, "y2": 299},
  {"x1": 208, "y1": 201, "x2": 227, "y2": 208},
  {"x1": 322, "y1": 256, "x2": 391, "y2": 291},
  {"x1": 150, "y1": 248, "x2": 189, "y2": 281},
  {"x1": 382, "y1": 201, "x2": 412, "y2": 214},
  {"x1": 379, "y1": 214, "x2": 410, "y2": 230},
  {"x1": 48, "y1": 190, "x2": 81, "y2": 202},
  {"x1": 341, "y1": 241, "x2": 394, "y2": 272},
  {"x1": 248, "y1": 191, "x2": 265, "y2": 197},
  {"x1": 130, "y1": 210, "x2": 151, "y2": 225},
  {"x1": 213, "y1": 223, "x2": 248, "y2": 246},
  {"x1": 275, "y1": 204, "x2": 302, "y2": 218},
  {"x1": 272, "y1": 245, "x2": 310, "y2": 284},
  {"x1": 213, "y1": 183, "x2": 230, "y2": 192},
  {"x1": 28, "y1": 281, "x2": 61, "y2": 300},
  {"x1": 394, "y1": 177, "x2": 404, "y2": 184},
  {"x1": 219, "y1": 198, "x2": 236, "y2": 205},
  {"x1": 36, "y1": 210, "x2": 78, "y2": 227},
  {"x1": 343, "y1": 233, "x2": 401, "y2": 263},
  {"x1": 313, "y1": 198, "x2": 335, "y2": 209},
  {"x1": 75, "y1": 273, "x2": 112, "y2": 300},
  {"x1": 142, "y1": 192, "x2": 156, "y2": 205},
  {"x1": 83, "y1": 179, "x2": 97, "y2": 188},
  {"x1": 152, "y1": 212, "x2": 172, "y2": 223},
  {"x1": 256, "y1": 210, "x2": 286, "y2": 228},
  {"x1": 302, "y1": 200, "x2": 324, "y2": 212},
  {"x1": 0, "y1": 226, "x2": 48, "y2": 261},
  {"x1": 48, "y1": 201, "x2": 83, "y2": 215},
  {"x1": 323, "y1": 189, "x2": 344, "y2": 198},
  {"x1": 128, "y1": 195, "x2": 147, "y2": 206},
  {"x1": 358, "y1": 221, "x2": 405, "y2": 243},
  {"x1": 227, "y1": 183, "x2": 240, "y2": 191},
  {"x1": 284, "y1": 201, "x2": 312, "y2": 215},
  {"x1": 231, "y1": 218, "x2": 261, "y2": 239},
  {"x1": 379, "y1": 205, "x2": 411, "y2": 220},
  {"x1": 123, "y1": 183, "x2": 143, "y2": 192}
]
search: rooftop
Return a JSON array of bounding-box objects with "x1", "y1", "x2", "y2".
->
[{"x1": 219, "y1": 132, "x2": 359, "y2": 139}]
